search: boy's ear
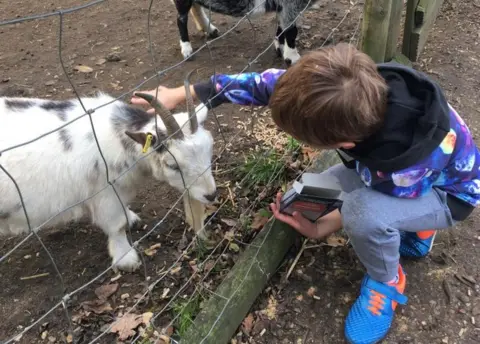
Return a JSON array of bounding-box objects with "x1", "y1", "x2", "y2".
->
[
  {"x1": 335, "y1": 142, "x2": 356, "y2": 150},
  {"x1": 125, "y1": 131, "x2": 157, "y2": 147}
]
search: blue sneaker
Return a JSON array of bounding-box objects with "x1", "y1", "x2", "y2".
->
[
  {"x1": 399, "y1": 230, "x2": 436, "y2": 258},
  {"x1": 345, "y1": 265, "x2": 408, "y2": 344}
]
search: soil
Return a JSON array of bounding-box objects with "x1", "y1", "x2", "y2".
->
[{"x1": 0, "y1": 0, "x2": 479, "y2": 344}]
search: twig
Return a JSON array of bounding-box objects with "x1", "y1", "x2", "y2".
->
[
  {"x1": 284, "y1": 238, "x2": 309, "y2": 281},
  {"x1": 443, "y1": 279, "x2": 452, "y2": 304},
  {"x1": 227, "y1": 185, "x2": 235, "y2": 207},
  {"x1": 20, "y1": 272, "x2": 50, "y2": 280}
]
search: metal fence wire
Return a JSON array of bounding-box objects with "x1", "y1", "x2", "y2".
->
[{"x1": 0, "y1": 1, "x2": 363, "y2": 343}]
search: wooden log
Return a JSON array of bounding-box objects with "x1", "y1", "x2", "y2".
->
[
  {"x1": 385, "y1": 0, "x2": 404, "y2": 61},
  {"x1": 180, "y1": 150, "x2": 341, "y2": 344},
  {"x1": 360, "y1": 0, "x2": 393, "y2": 62}
]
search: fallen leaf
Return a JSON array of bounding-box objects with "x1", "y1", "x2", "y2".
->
[
  {"x1": 223, "y1": 230, "x2": 235, "y2": 241},
  {"x1": 95, "y1": 283, "x2": 119, "y2": 300},
  {"x1": 74, "y1": 65, "x2": 93, "y2": 73},
  {"x1": 203, "y1": 260, "x2": 215, "y2": 272},
  {"x1": 241, "y1": 313, "x2": 255, "y2": 335},
  {"x1": 261, "y1": 296, "x2": 277, "y2": 320},
  {"x1": 221, "y1": 218, "x2": 237, "y2": 227},
  {"x1": 296, "y1": 294, "x2": 304, "y2": 301},
  {"x1": 80, "y1": 299, "x2": 113, "y2": 314},
  {"x1": 251, "y1": 210, "x2": 270, "y2": 230},
  {"x1": 307, "y1": 287, "x2": 317, "y2": 297},
  {"x1": 66, "y1": 334, "x2": 73, "y2": 343},
  {"x1": 229, "y1": 242, "x2": 240, "y2": 252},
  {"x1": 121, "y1": 293, "x2": 130, "y2": 300},
  {"x1": 144, "y1": 243, "x2": 162, "y2": 256},
  {"x1": 142, "y1": 312, "x2": 153, "y2": 324},
  {"x1": 326, "y1": 234, "x2": 346, "y2": 247},
  {"x1": 95, "y1": 58, "x2": 107, "y2": 65},
  {"x1": 110, "y1": 312, "x2": 152, "y2": 340},
  {"x1": 301, "y1": 146, "x2": 319, "y2": 161}
]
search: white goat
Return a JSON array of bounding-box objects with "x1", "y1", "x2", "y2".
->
[{"x1": 0, "y1": 86, "x2": 216, "y2": 272}]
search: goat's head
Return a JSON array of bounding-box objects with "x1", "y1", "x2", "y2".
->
[{"x1": 125, "y1": 77, "x2": 216, "y2": 204}]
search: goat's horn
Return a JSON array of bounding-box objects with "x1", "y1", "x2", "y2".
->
[
  {"x1": 134, "y1": 92, "x2": 184, "y2": 139},
  {"x1": 184, "y1": 69, "x2": 198, "y2": 134}
]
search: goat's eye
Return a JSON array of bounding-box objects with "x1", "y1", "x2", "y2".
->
[{"x1": 166, "y1": 163, "x2": 180, "y2": 171}]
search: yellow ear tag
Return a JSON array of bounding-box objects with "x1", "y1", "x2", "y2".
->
[{"x1": 142, "y1": 133, "x2": 153, "y2": 153}]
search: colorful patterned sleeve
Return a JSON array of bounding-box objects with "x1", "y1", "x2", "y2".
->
[{"x1": 193, "y1": 68, "x2": 286, "y2": 108}]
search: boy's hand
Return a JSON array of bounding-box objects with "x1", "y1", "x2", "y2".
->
[
  {"x1": 270, "y1": 192, "x2": 318, "y2": 235},
  {"x1": 131, "y1": 86, "x2": 185, "y2": 113},
  {"x1": 270, "y1": 192, "x2": 343, "y2": 239}
]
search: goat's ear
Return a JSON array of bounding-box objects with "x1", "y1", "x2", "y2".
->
[
  {"x1": 196, "y1": 104, "x2": 209, "y2": 125},
  {"x1": 125, "y1": 131, "x2": 157, "y2": 148}
]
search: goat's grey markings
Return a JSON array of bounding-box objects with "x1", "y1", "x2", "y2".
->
[{"x1": 58, "y1": 128, "x2": 73, "y2": 151}]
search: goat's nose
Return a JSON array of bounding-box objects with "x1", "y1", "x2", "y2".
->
[{"x1": 204, "y1": 190, "x2": 217, "y2": 202}]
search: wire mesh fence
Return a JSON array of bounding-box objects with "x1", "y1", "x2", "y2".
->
[{"x1": 0, "y1": 1, "x2": 363, "y2": 343}]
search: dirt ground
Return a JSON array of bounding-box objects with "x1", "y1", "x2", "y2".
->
[{"x1": 0, "y1": 0, "x2": 479, "y2": 344}]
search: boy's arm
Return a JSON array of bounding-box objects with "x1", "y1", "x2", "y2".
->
[{"x1": 194, "y1": 68, "x2": 286, "y2": 108}]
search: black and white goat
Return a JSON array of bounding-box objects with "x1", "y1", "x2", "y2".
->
[
  {"x1": 172, "y1": 0, "x2": 319, "y2": 65},
  {"x1": 0, "y1": 87, "x2": 216, "y2": 272}
]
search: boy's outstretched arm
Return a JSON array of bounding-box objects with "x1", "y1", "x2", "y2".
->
[{"x1": 131, "y1": 69, "x2": 286, "y2": 110}]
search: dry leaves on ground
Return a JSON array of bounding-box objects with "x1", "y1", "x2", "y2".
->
[
  {"x1": 110, "y1": 312, "x2": 153, "y2": 340},
  {"x1": 260, "y1": 296, "x2": 277, "y2": 320},
  {"x1": 326, "y1": 234, "x2": 347, "y2": 247},
  {"x1": 241, "y1": 313, "x2": 255, "y2": 335},
  {"x1": 94, "y1": 283, "x2": 119, "y2": 300},
  {"x1": 251, "y1": 209, "x2": 270, "y2": 231},
  {"x1": 80, "y1": 299, "x2": 113, "y2": 314}
]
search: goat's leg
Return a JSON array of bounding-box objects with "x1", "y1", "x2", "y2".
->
[
  {"x1": 279, "y1": 9, "x2": 301, "y2": 65},
  {"x1": 173, "y1": 0, "x2": 194, "y2": 59},
  {"x1": 190, "y1": 4, "x2": 219, "y2": 38},
  {"x1": 274, "y1": 25, "x2": 286, "y2": 57},
  {"x1": 91, "y1": 194, "x2": 141, "y2": 272},
  {"x1": 183, "y1": 193, "x2": 207, "y2": 240}
]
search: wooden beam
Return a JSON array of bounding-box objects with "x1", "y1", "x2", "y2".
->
[
  {"x1": 180, "y1": 150, "x2": 341, "y2": 344},
  {"x1": 360, "y1": 0, "x2": 393, "y2": 62}
]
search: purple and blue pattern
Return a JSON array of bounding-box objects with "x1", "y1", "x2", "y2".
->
[{"x1": 209, "y1": 70, "x2": 480, "y2": 207}]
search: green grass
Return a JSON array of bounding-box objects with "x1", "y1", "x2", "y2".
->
[
  {"x1": 171, "y1": 294, "x2": 203, "y2": 337},
  {"x1": 236, "y1": 149, "x2": 287, "y2": 190},
  {"x1": 286, "y1": 136, "x2": 301, "y2": 152}
]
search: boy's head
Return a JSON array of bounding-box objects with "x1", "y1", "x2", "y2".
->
[{"x1": 269, "y1": 43, "x2": 388, "y2": 150}]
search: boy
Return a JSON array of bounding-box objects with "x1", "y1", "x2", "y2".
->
[{"x1": 132, "y1": 43, "x2": 480, "y2": 343}]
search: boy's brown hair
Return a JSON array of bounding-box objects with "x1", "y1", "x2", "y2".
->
[{"x1": 269, "y1": 43, "x2": 388, "y2": 147}]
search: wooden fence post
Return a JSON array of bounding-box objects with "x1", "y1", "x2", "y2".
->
[
  {"x1": 360, "y1": 0, "x2": 393, "y2": 62},
  {"x1": 402, "y1": 0, "x2": 445, "y2": 61},
  {"x1": 385, "y1": 0, "x2": 404, "y2": 61}
]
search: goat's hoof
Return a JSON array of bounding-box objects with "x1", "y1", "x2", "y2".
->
[
  {"x1": 207, "y1": 28, "x2": 220, "y2": 39},
  {"x1": 180, "y1": 41, "x2": 194, "y2": 61},
  {"x1": 113, "y1": 250, "x2": 141, "y2": 272}
]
